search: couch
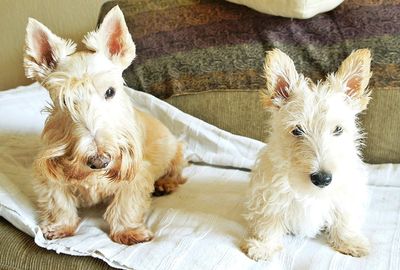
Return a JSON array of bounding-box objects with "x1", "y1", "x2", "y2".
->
[{"x1": 1, "y1": 0, "x2": 399, "y2": 269}]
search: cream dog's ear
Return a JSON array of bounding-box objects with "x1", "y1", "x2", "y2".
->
[
  {"x1": 261, "y1": 48, "x2": 300, "y2": 108},
  {"x1": 83, "y1": 5, "x2": 136, "y2": 70},
  {"x1": 24, "y1": 18, "x2": 76, "y2": 82}
]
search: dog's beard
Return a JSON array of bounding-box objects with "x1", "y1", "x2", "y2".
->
[
  {"x1": 41, "y1": 126, "x2": 140, "y2": 182},
  {"x1": 60, "y1": 153, "x2": 92, "y2": 181},
  {"x1": 59, "y1": 141, "x2": 138, "y2": 182},
  {"x1": 105, "y1": 145, "x2": 137, "y2": 182}
]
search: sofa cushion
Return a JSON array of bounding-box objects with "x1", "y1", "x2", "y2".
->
[
  {"x1": 226, "y1": 0, "x2": 343, "y2": 19},
  {"x1": 0, "y1": 218, "x2": 112, "y2": 270},
  {"x1": 167, "y1": 90, "x2": 270, "y2": 140},
  {"x1": 98, "y1": 0, "x2": 400, "y2": 164}
]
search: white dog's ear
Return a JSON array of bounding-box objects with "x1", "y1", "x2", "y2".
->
[
  {"x1": 334, "y1": 49, "x2": 372, "y2": 111},
  {"x1": 24, "y1": 18, "x2": 76, "y2": 81},
  {"x1": 83, "y1": 5, "x2": 136, "y2": 69},
  {"x1": 262, "y1": 49, "x2": 299, "y2": 108}
]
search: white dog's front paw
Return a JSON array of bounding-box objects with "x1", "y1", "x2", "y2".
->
[
  {"x1": 330, "y1": 234, "x2": 369, "y2": 257},
  {"x1": 241, "y1": 238, "x2": 283, "y2": 261}
]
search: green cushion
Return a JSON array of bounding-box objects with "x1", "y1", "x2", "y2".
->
[
  {"x1": 167, "y1": 90, "x2": 269, "y2": 141},
  {"x1": 360, "y1": 87, "x2": 400, "y2": 164},
  {"x1": 0, "y1": 218, "x2": 112, "y2": 270}
]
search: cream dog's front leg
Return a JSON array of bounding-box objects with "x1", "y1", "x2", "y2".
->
[
  {"x1": 104, "y1": 163, "x2": 155, "y2": 245},
  {"x1": 36, "y1": 179, "x2": 80, "y2": 239}
]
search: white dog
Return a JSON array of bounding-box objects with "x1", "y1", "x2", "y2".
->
[
  {"x1": 24, "y1": 6, "x2": 186, "y2": 245},
  {"x1": 242, "y1": 49, "x2": 372, "y2": 260}
]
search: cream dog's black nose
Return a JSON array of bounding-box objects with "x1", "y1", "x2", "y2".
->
[
  {"x1": 310, "y1": 171, "x2": 332, "y2": 188},
  {"x1": 87, "y1": 155, "x2": 110, "y2": 170}
]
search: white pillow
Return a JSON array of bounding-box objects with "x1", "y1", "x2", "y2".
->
[{"x1": 226, "y1": 0, "x2": 343, "y2": 19}]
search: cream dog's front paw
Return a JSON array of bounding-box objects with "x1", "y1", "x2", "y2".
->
[
  {"x1": 40, "y1": 222, "x2": 78, "y2": 240},
  {"x1": 110, "y1": 226, "x2": 154, "y2": 245}
]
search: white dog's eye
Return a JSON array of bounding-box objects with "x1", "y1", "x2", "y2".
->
[
  {"x1": 105, "y1": 87, "x2": 115, "y2": 100},
  {"x1": 333, "y1": 126, "x2": 343, "y2": 136},
  {"x1": 291, "y1": 125, "x2": 305, "y2": 137}
]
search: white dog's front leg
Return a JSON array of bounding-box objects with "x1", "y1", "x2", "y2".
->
[
  {"x1": 327, "y1": 208, "x2": 369, "y2": 257},
  {"x1": 104, "y1": 164, "x2": 155, "y2": 245},
  {"x1": 242, "y1": 215, "x2": 285, "y2": 261}
]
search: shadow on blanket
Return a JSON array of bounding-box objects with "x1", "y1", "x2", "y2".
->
[{"x1": 0, "y1": 133, "x2": 42, "y2": 203}]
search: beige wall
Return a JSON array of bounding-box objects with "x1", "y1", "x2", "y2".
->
[{"x1": 0, "y1": 0, "x2": 108, "y2": 91}]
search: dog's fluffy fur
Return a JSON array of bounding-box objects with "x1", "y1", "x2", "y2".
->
[
  {"x1": 24, "y1": 6, "x2": 186, "y2": 245},
  {"x1": 242, "y1": 49, "x2": 372, "y2": 260}
]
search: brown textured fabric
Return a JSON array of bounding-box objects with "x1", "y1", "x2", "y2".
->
[
  {"x1": 167, "y1": 88, "x2": 400, "y2": 164},
  {"x1": 0, "y1": 218, "x2": 113, "y2": 270}
]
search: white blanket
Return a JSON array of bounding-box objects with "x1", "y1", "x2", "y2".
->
[{"x1": 0, "y1": 83, "x2": 399, "y2": 270}]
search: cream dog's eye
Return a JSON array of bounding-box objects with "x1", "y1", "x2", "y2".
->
[
  {"x1": 105, "y1": 87, "x2": 115, "y2": 99},
  {"x1": 291, "y1": 125, "x2": 305, "y2": 137},
  {"x1": 333, "y1": 126, "x2": 343, "y2": 136}
]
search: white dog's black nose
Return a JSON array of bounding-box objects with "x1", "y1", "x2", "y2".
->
[
  {"x1": 310, "y1": 171, "x2": 332, "y2": 188},
  {"x1": 87, "y1": 155, "x2": 110, "y2": 170}
]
